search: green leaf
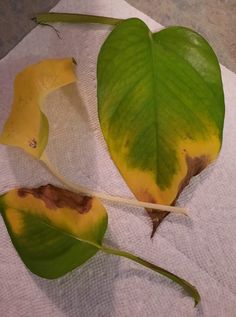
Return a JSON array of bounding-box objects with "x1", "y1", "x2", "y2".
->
[
  {"x1": 97, "y1": 18, "x2": 225, "y2": 236},
  {"x1": 0, "y1": 184, "x2": 108, "y2": 279},
  {"x1": 0, "y1": 184, "x2": 200, "y2": 305}
]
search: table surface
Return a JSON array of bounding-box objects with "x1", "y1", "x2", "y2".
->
[{"x1": 0, "y1": 0, "x2": 235, "y2": 73}]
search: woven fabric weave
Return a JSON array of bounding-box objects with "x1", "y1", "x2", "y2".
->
[{"x1": 0, "y1": 1, "x2": 236, "y2": 316}]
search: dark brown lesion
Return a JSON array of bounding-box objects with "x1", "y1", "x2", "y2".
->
[
  {"x1": 175, "y1": 155, "x2": 209, "y2": 203},
  {"x1": 138, "y1": 190, "x2": 170, "y2": 238},
  {"x1": 28, "y1": 138, "x2": 37, "y2": 148},
  {"x1": 18, "y1": 184, "x2": 92, "y2": 214},
  {"x1": 146, "y1": 209, "x2": 169, "y2": 238},
  {"x1": 146, "y1": 154, "x2": 209, "y2": 238}
]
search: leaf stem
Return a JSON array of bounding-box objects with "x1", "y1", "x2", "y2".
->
[
  {"x1": 41, "y1": 154, "x2": 188, "y2": 215},
  {"x1": 101, "y1": 244, "x2": 200, "y2": 306},
  {"x1": 32, "y1": 13, "x2": 123, "y2": 26},
  {"x1": 70, "y1": 236, "x2": 200, "y2": 306}
]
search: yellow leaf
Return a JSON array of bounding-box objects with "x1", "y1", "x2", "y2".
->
[{"x1": 0, "y1": 58, "x2": 77, "y2": 158}]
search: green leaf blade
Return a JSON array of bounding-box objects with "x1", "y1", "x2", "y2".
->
[
  {"x1": 98, "y1": 18, "x2": 225, "y2": 234},
  {"x1": 0, "y1": 185, "x2": 108, "y2": 279}
]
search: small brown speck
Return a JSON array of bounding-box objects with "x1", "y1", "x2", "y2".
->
[{"x1": 28, "y1": 138, "x2": 37, "y2": 148}]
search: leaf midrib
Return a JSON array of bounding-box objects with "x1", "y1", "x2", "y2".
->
[
  {"x1": 148, "y1": 31, "x2": 160, "y2": 187},
  {"x1": 18, "y1": 208, "x2": 102, "y2": 250}
]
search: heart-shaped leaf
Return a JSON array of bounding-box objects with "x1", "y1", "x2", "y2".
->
[
  {"x1": 0, "y1": 184, "x2": 107, "y2": 278},
  {"x1": 0, "y1": 184, "x2": 200, "y2": 304},
  {"x1": 97, "y1": 18, "x2": 225, "y2": 236}
]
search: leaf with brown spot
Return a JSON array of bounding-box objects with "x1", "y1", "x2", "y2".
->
[
  {"x1": 0, "y1": 58, "x2": 76, "y2": 158},
  {"x1": 98, "y1": 18, "x2": 225, "y2": 236},
  {"x1": 0, "y1": 184, "x2": 200, "y2": 305},
  {"x1": 0, "y1": 184, "x2": 107, "y2": 279}
]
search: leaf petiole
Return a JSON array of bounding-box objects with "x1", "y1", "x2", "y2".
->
[
  {"x1": 41, "y1": 154, "x2": 188, "y2": 215},
  {"x1": 32, "y1": 13, "x2": 123, "y2": 26},
  {"x1": 101, "y1": 245, "x2": 200, "y2": 306},
  {"x1": 83, "y1": 240, "x2": 200, "y2": 306}
]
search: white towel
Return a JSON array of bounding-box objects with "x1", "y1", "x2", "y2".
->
[{"x1": 0, "y1": 1, "x2": 236, "y2": 316}]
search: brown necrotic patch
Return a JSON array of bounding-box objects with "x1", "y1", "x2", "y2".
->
[
  {"x1": 138, "y1": 190, "x2": 169, "y2": 238},
  {"x1": 146, "y1": 154, "x2": 209, "y2": 237},
  {"x1": 146, "y1": 208, "x2": 169, "y2": 238},
  {"x1": 175, "y1": 155, "x2": 209, "y2": 202},
  {"x1": 18, "y1": 184, "x2": 92, "y2": 214}
]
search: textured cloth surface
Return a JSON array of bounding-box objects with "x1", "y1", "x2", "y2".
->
[{"x1": 0, "y1": 1, "x2": 236, "y2": 316}]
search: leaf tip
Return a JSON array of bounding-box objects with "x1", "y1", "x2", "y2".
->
[
  {"x1": 193, "y1": 290, "x2": 201, "y2": 307},
  {"x1": 147, "y1": 209, "x2": 169, "y2": 238}
]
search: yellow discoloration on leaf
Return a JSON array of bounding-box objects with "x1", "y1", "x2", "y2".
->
[
  {"x1": 113, "y1": 134, "x2": 220, "y2": 205},
  {"x1": 0, "y1": 58, "x2": 76, "y2": 158},
  {"x1": 3, "y1": 187, "x2": 107, "y2": 243},
  {"x1": 98, "y1": 19, "x2": 224, "y2": 236},
  {"x1": 5, "y1": 208, "x2": 24, "y2": 235}
]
